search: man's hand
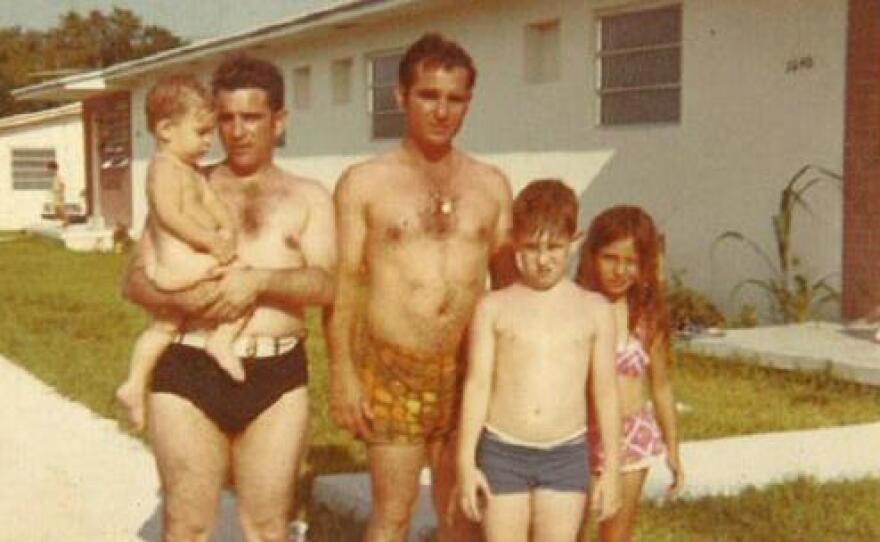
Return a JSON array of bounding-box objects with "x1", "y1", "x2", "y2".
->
[
  {"x1": 591, "y1": 469, "x2": 622, "y2": 521},
  {"x1": 458, "y1": 465, "x2": 491, "y2": 523},
  {"x1": 201, "y1": 267, "x2": 266, "y2": 321},
  {"x1": 329, "y1": 367, "x2": 373, "y2": 439},
  {"x1": 168, "y1": 278, "x2": 224, "y2": 316},
  {"x1": 122, "y1": 240, "x2": 225, "y2": 319},
  {"x1": 208, "y1": 232, "x2": 237, "y2": 265}
]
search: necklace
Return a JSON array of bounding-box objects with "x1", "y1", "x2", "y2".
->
[{"x1": 431, "y1": 192, "x2": 455, "y2": 215}]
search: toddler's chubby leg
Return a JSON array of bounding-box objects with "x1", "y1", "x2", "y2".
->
[
  {"x1": 117, "y1": 318, "x2": 178, "y2": 430},
  {"x1": 205, "y1": 316, "x2": 249, "y2": 382}
]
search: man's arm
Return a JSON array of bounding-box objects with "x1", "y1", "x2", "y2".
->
[
  {"x1": 487, "y1": 168, "x2": 516, "y2": 289},
  {"x1": 590, "y1": 298, "x2": 622, "y2": 520},
  {"x1": 457, "y1": 295, "x2": 496, "y2": 522},
  {"x1": 122, "y1": 231, "x2": 222, "y2": 318},
  {"x1": 327, "y1": 167, "x2": 372, "y2": 438},
  {"x1": 204, "y1": 182, "x2": 337, "y2": 319}
]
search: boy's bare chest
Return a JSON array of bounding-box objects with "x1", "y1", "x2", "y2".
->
[{"x1": 498, "y1": 302, "x2": 590, "y2": 349}]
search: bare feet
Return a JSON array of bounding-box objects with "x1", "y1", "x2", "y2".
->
[
  {"x1": 206, "y1": 342, "x2": 246, "y2": 382},
  {"x1": 115, "y1": 381, "x2": 145, "y2": 431}
]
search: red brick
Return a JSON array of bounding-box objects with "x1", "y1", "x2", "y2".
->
[{"x1": 844, "y1": 0, "x2": 880, "y2": 318}]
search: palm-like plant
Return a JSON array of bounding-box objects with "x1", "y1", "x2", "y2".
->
[{"x1": 714, "y1": 165, "x2": 842, "y2": 323}]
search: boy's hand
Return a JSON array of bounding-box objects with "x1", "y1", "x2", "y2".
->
[
  {"x1": 591, "y1": 470, "x2": 621, "y2": 521},
  {"x1": 458, "y1": 466, "x2": 491, "y2": 522}
]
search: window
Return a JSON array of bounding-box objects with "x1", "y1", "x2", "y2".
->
[
  {"x1": 596, "y1": 4, "x2": 682, "y2": 125},
  {"x1": 293, "y1": 66, "x2": 311, "y2": 110},
  {"x1": 332, "y1": 58, "x2": 353, "y2": 105},
  {"x1": 525, "y1": 19, "x2": 561, "y2": 84},
  {"x1": 369, "y1": 51, "x2": 405, "y2": 139},
  {"x1": 12, "y1": 148, "x2": 56, "y2": 190}
]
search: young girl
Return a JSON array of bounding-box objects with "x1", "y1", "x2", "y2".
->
[{"x1": 577, "y1": 205, "x2": 684, "y2": 541}]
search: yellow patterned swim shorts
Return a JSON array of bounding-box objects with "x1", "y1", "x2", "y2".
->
[{"x1": 355, "y1": 327, "x2": 462, "y2": 445}]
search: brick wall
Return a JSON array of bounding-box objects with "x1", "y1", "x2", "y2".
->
[{"x1": 843, "y1": 0, "x2": 880, "y2": 318}]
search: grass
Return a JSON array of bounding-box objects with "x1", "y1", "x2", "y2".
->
[
  {"x1": 2, "y1": 234, "x2": 880, "y2": 540},
  {"x1": 631, "y1": 475, "x2": 880, "y2": 542},
  {"x1": 674, "y1": 352, "x2": 880, "y2": 440}
]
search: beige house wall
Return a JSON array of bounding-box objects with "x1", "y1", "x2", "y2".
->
[{"x1": 121, "y1": 0, "x2": 846, "y2": 317}]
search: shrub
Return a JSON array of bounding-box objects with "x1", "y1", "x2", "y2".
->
[{"x1": 666, "y1": 270, "x2": 726, "y2": 332}]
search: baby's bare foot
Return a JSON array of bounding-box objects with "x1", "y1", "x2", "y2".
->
[{"x1": 115, "y1": 381, "x2": 145, "y2": 430}]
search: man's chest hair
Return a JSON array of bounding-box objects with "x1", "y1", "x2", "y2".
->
[{"x1": 219, "y1": 182, "x2": 304, "y2": 238}]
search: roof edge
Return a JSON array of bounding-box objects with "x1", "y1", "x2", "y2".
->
[
  {"x1": 13, "y1": 0, "x2": 405, "y2": 101},
  {"x1": 0, "y1": 102, "x2": 82, "y2": 132}
]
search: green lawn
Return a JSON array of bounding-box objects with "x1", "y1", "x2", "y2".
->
[{"x1": 2, "y1": 234, "x2": 880, "y2": 540}]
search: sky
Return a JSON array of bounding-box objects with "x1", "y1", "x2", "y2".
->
[{"x1": 0, "y1": 0, "x2": 330, "y2": 40}]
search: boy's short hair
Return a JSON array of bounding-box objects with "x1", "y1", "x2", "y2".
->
[
  {"x1": 512, "y1": 179, "x2": 578, "y2": 239},
  {"x1": 145, "y1": 74, "x2": 211, "y2": 134},
  {"x1": 399, "y1": 33, "x2": 477, "y2": 92},
  {"x1": 212, "y1": 54, "x2": 284, "y2": 111}
]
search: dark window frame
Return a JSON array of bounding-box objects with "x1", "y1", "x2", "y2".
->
[{"x1": 596, "y1": 4, "x2": 683, "y2": 126}]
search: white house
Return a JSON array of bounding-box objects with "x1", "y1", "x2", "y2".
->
[
  {"x1": 14, "y1": 0, "x2": 877, "y2": 320},
  {"x1": 0, "y1": 103, "x2": 87, "y2": 230}
]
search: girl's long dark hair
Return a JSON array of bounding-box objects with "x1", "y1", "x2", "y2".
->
[{"x1": 576, "y1": 205, "x2": 670, "y2": 349}]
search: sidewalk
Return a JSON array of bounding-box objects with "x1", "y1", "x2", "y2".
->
[
  {"x1": 679, "y1": 321, "x2": 880, "y2": 386},
  {"x1": 0, "y1": 355, "x2": 249, "y2": 541}
]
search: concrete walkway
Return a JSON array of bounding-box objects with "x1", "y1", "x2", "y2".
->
[
  {"x1": 0, "y1": 355, "x2": 248, "y2": 542},
  {"x1": 2, "y1": 322, "x2": 880, "y2": 541},
  {"x1": 679, "y1": 321, "x2": 880, "y2": 385}
]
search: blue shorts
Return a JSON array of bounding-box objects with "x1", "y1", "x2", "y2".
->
[{"x1": 476, "y1": 430, "x2": 590, "y2": 494}]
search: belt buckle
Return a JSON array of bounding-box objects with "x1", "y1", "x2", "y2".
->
[{"x1": 244, "y1": 337, "x2": 258, "y2": 358}]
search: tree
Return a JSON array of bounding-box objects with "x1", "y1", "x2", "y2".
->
[{"x1": 0, "y1": 7, "x2": 185, "y2": 117}]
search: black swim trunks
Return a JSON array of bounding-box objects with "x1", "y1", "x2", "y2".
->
[{"x1": 151, "y1": 342, "x2": 308, "y2": 434}]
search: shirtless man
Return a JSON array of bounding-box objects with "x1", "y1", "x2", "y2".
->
[
  {"x1": 123, "y1": 55, "x2": 335, "y2": 542},
  {"x1": 329, "y1": 33, "x2": 513, "y2": 541}
]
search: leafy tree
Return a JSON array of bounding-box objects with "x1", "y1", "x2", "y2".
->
[{"x1": 0, "y1": 7, "x2": 185, "y2": 117}]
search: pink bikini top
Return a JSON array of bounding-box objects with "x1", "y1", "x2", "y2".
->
[{"x1": 616, "y1": 336, "x2": 650, "y2": 377}]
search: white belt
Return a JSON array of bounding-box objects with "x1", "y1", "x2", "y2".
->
[{"x1": 175, "y1": 333, "x2": 300, "y2": 358}]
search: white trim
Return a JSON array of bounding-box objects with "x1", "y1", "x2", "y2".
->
[{"x1": 0, "y1": 103, "x2": 82, "y2": 133}]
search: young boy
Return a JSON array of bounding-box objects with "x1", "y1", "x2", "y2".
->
[
  {"x1": 457, "y1": 179, "x2": 623, "y2": 541},
  {"x1": 116, "y1": 74, "x2": 246, "y2": 430}
]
